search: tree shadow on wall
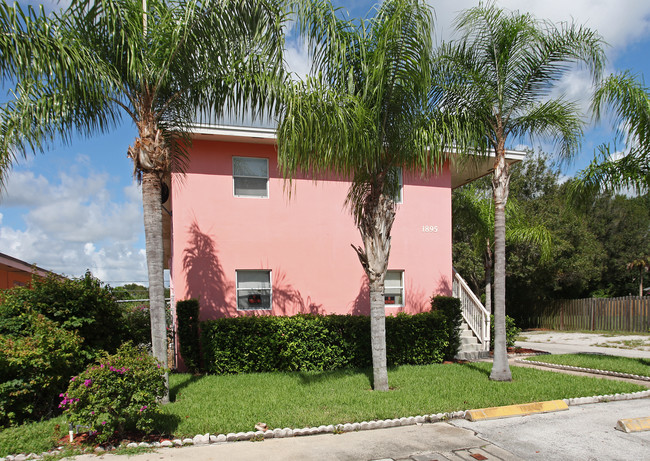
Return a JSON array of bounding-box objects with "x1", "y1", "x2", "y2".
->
[
  {"x1": 436, "y1": 275, "x2": 452, "y2": 297},
  {"x1": 182, "y1": 220, "x2": 235, "y2": 318},
  {"x1": 272, "y1": 269, "x2": 324, "y2": 315},
  {"x1": 349, "y1": 275, "x2": 370, "y2": 315}
]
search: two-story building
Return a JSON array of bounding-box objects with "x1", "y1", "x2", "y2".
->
[{"x1": 164, "y1": 121, "x2": 524, "y2": 333}]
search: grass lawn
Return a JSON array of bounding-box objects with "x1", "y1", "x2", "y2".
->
[
  {"x1": 1, "y1": 362, "x2": 645, "y2": 457},
  {"x1": 524, "y1": 353, "x2": 650, "y2": 377}
]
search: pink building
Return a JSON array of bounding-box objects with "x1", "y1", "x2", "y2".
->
[{"x1": 165, "y1": 123, "x2": 524, "y2": 328}]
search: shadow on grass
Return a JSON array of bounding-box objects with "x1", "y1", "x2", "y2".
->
[
  {"x1": 292, "y1": 366, "x2": 407, "y2": 390},
  {"x1": 152, "y1": 412, "x2": 182, "y2": 435},
  {"x1": 169, "y1": 373, "x2": 203, "y2": 402},
  {"x1": 461, "y1": 362, "x2": 492, "y2": 378}
]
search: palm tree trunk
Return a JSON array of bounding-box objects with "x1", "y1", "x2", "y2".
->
[
  {"x1": 484, "y1": 246, "x2": 493, "y2": 314},
  {"x1": 353, "y1": 193, "x2": 395, "y2": 392},
  {"x1": 640, "y1": 269, "x2": 644, "y2": 297},
  {"x1": 369, "y1": 276, "x2": 388, "y2": 391},
  {"x1": 142, "y1": 170, "x2": 170, "y2": 402},
  {"x1": 490, "y1": 150, "x2": 512, "y2": 382}
]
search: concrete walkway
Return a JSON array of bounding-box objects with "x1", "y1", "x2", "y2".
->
[
  {"x1": 70, "y1": 424, "x2": 520, "y2": 461},
  {"x1": 516, "y1": 331, "x2": 650, "y2": 358}
]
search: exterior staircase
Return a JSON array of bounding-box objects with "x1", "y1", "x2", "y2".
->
[{"x1": 452, "y1": 270, "x2": 491, "y2": 361}]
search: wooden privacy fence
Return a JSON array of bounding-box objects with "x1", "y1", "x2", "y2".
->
[{"x1": 533, "y1": 296, "x2": 650, "y2": 332}]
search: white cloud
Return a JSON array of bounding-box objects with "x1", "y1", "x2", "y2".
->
[
  {"x1": 429, "y1": 1, "x2": 650, "y2": 120},
  {"x1": 430, "y1": 0, "x2": 650, "y2": 49},
  {"x1": 0, "y1": 167, "x2": 148, "y2": 284}
]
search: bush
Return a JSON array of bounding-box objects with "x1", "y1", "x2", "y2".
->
[
  {"x1": 176, "y1": 299, "x2": 201, "y2": 373},
  {"x1": 61, "y1": 343, "x2": 167, "y2": 443},
  {"x1": 0, "y1": 271, "x2": 125, "y2": 359},
  {"x1": 430, "y1": 296, "x2": 462, "y2": 360},
  {"x1": 490, "y1": 315, "x2": 521, "y2": 349},
  {"x1": 201, "y1": 312, "x2": 450, "y2": 374},
  {"x1": 121, "y1": 304, "x2": 152, "y2": 347},
  {"x1": 0, "y1": 314, "x2": 84, "y2": 427}
]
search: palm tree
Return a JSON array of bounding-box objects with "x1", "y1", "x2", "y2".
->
[
  {"x1": 0, "y1": 0, "x2": 285, "y2": 398},
  {"x1": 574, "y1": 72, "x2": 650, "y2": 194},
  {"x1": 432, "y1": 4, "x2": 604, "y2": 381},
  {"x1": 626, "y1": 257, "x2": 650, "y2": 297},
  {"x1": 453, "y1": 184, "x2": 552, "y2": 313},
  {"x1": 278, "y1": 0, "x2": 476, "y2": 391}
]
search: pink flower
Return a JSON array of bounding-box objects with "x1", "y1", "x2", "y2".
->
[
  {"x1": 101, "y1": 421, "x2": 107, "y2": 425},
  {"x1": 84, "y1": 379, "x2": 92, "y2": 387},
  {"x1": 139, "y1": 405, "x2": 148, "y2": 412},
  {"x1": 70, "y1": 376, "x2": 76, "y2": 382}
]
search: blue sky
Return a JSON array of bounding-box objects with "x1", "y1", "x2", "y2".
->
[{"x1": 1, "y1": 0, "x2": 649, "y2": 285}]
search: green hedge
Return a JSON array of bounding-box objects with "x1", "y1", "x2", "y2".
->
[
  {"x1": 430, "y1": 296, "x2": 462, "y2": 360},
  {"x1": 490, "y1": 314, "x2": 521, "y2": 349},
  {"x1": 176, "y1": 299, "x2": 201, "y2": 373},
  {"x1": 201, "y1": 312, "x2": 450, "y2": 374}
]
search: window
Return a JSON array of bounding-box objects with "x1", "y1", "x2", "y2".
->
[
  {"x1": 233, "y1": 157, "x2": 269, "y2": 198},
  {"x1": 384, "y1": 270, "x2": 404, "y2": 306},
  {"x1": 390, "y1": 167, "x2": 403, "y2": 203},
  {"x1": 236, "y1": 270, "x2": 272, "y2": 310}
]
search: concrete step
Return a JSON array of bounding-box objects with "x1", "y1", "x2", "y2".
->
[
  {"x1": 458, "y1": 343, "x2": 481, "y2": 352},
  {"x1": 460, "y1": 336, "x2": 479, "y2": 346},
  {"x1": 455, "y1": 350, "x2": 491, "y2": 361}
]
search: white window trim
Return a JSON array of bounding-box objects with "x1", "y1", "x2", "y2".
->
[
  {"x1": 236, "y1": 269, "x2": 272, "y2": 311},
  {"x1": 233, "y1": 156, "x2": 269, "y2": 199},
  {"x1": 384, "y1": 270, "x2": 405, "y2": 307}
]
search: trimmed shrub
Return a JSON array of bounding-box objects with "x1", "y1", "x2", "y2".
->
[
  {"x1": 431, "y1": 296, "x2": 463, "y2": 360},
  {"x1": 0, "y1": 314, "x2": 84, "y2": 427},
  {"x1": 61, "y1": 343, "x2": 167, "y2": 443},
  {"x1": 176, "y1": 299, "x2": 201, "y2": 372},
  {"x1": 201, "y1": 312, "x2": 450, "y2": 374},
  {"x1": 490, "y1": 315, "x2": 522, "y2": 349}
]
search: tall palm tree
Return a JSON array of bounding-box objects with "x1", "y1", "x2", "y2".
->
[
  {"x1": 574, "y1": 72, "x2": 650, "y2": 194},
  {"x1": 0, "y1": 0, "x2": 285, "y2": 398},
  {"x1": 453, "y1": 184, "x2": 552, "y2": 313},
  {"x1": 278, "y1": 0, "x2": 476, "y2": 391},
  {"x1": 626, "y1": 257, "x2": 650, "y2": 297},
  {"x1": 432, "y1": 4, "x2": 604, "y2": 381}
]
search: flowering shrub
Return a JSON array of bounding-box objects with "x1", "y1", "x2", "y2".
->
[
  {"x1": 0, "y1": 314, "x2": 84, "y2": 427},
  {"x1": 61, "y1": 343, "x2": 167, "y2": 442}
]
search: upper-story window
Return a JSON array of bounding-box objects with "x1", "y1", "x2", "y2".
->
[{"x1": 233, "y1": 157, "x2": 269, "y2": 198}]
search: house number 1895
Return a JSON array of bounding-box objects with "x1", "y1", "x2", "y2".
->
[{"x1": 422, "y1": 225, "x2": 438, "y2": 233}]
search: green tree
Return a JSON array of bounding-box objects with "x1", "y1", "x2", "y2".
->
[
  {"x1": 432, "y1": 4, "x2": 604, "y2": 380},
  {"x1": 453, "y1": 184, "x2": 551, "y2": 313},
  {"x1": 278, "y1": 0, "x2": 474, "y2": 391},
  {"x1": 574, "y1": 72, "x2": 650, "y2": 194},
  {"x1": 0, "y1": 0, "x2": 285, "y2": 399},
  {"x1": 626, "y1": 256, "x2": 650, "y2": 297}
]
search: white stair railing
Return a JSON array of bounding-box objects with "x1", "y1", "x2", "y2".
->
[{"x1": 452, "y1": 269, "x2": 490, "y2": 351}]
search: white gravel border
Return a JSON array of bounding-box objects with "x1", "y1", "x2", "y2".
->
[{"x1": 515, "y1": 358, "x2": 650, "y2": 382}]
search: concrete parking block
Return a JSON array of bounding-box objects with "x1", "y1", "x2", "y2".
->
[
  {"x1": 616, "y1": 416, "x2": 650, "y2": 433},
  {"x1": 466, "y1": 400, "x2": 568, "y2": 421}
]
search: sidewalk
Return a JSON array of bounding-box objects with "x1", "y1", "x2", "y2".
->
[{"x1": 69, "y1": 423, "x2": 520, "y2": 461}]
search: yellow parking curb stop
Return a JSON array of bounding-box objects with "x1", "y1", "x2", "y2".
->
[
  {"x1": 466, "y1": 400, "x2": 569, "y2": 421},
  {"x1": 616, "y1": 416, "x2": 650, "y2": 433}
]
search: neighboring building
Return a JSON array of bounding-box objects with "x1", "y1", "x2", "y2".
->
[
  {"x1": 0, "y1": 252, "x2": 54, "y2": 289},
  {"x1": 164, "y1": 123, "x2": 524, "y2": 323}
]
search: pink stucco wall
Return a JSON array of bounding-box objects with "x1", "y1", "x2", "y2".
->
[{"x1": 170, "y1": 139, "x2": 452, "y2": 320}]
